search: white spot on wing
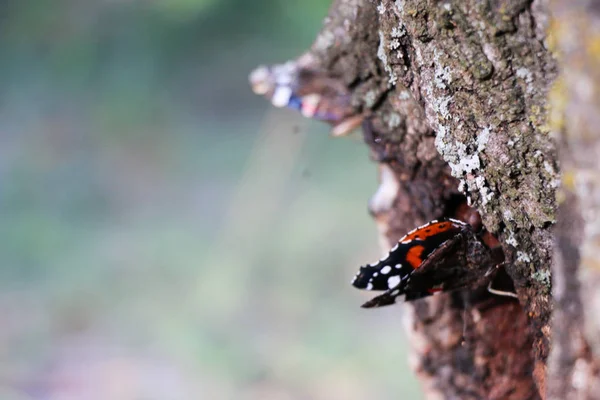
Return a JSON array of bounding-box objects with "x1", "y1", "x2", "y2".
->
[
  {"x1": 387, "y1": 275, "x2": 401, "y2": 289},
  {"x1": 394, "y1": 263, "x2": 402, "y2": 269},
  {"x1": 380, "y1": 265, "x2": 392, "y2": 274},
  {"x1": 367, "y1": 283, "x2": 374, "y2": 290}
]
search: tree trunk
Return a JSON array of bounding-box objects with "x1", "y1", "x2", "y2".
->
[{"x1": 252, "y1": 0, "x2": 600, "y2": 398}]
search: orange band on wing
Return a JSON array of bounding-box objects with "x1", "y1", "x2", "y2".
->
[
  {"x1": 402, "y1": 222, "x2": 451, "y2": 242},
  {"x1": 406, "y1": 245, "x2": 425, "y2": 269}
]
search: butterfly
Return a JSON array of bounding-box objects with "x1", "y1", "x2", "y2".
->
[{"x1": 351, "y1": 218, "x2": 503, "y2": 308}]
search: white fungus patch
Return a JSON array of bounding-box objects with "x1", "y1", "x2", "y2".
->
[
  {"x1": 433, "y1": 50, "x2": 452, "y2": 90},
  {"x1": 434, "y1": 64, "x2": 452, "y2": 89},
  {"x1": 437, "y1": 96, "x2": 452, "y2": 119},
  {"x1": 532, "y1": 269, "x2": 551, "y2": 286},
  {"x1": 395, "y1": 0, "x2": 404, "y2": 14},
  {"x1": 474, "y1": 176, "x2": 494, "y2": 205},
  {"x1": 482, "y1": 43, "x2": 500, "y2": 65},
  {"x1": 441, "y1": 125, "x2": 493, "y2": 182},
  {"x1": 479, "y1": 185, "x2": 494, "y2": 205},
  {"x1": 516, "y1": 67, "x2": 534, "y2": 93},
  {"x1": 544, "y1": 161, "x2": 561, "y2": 188},
  {"x1": 516, "y1": 67, "x2": 533, "y2": 83},
  {"x1": 377, "y1": 31, "x2": 398, "y2": 86},
  {"x1": 314, "y1": 31, "x2": 336, "y2": 52},
  {"x1": 477, "y1": 126, "x2": 491, "y2": 151},
  {"x1": 426, "y1": 87, "x2": 453, "y2": 121},
  {"x1": 423, "y1": 47, "x2": 499, "y2": 209},
  {"x1": 449, "y1": 154, "x2": 481, "y2": 177},
  {"x1": 505, "y1": 231, "x2": 518, "y2": 247},
  {"x1": 391, "y1": 26, "x2": 406, "y2": 38},
  {"x1": 434, "y1": 125, "x2": 448, "y2": 152},
  {"x1": 387, "y1": 112, "x2": 402, "y2": 129},
  {"x1": 516, "y1": 251, "x2": 532, "y2": 263},
  {"x1": 364, "y1": 90, "x2": 377, "y2": 108}
]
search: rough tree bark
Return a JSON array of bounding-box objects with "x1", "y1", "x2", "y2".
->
[{"x1": 253, "y1": 0, "x2": 600, "y2": 398}]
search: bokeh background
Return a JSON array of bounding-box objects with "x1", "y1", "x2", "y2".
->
[{"x1": 0, "y1": 1, "x2": 419, "y2": 399}]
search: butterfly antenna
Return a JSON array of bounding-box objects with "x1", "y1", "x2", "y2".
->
[{"x1": 487, "y1": 281, "x2": 519, "y2": 299}]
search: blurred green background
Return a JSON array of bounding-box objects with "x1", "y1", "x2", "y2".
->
[{"x1": 0, "y1": 1, "x2": 419, "y2": 399}]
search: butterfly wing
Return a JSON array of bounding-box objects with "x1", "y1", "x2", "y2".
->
[
  {"x1": 351, "y1": 240, "x2": 415, "y2": 292},
  {"x1": 352, "y1": 219, "x2": 467, "y2": 292},
  {"x1": 360, "y1": 233, "x2": 465, "y2": 308},
  {"x1": 352, "y1": 219, "x2": 499, "y2": 308}
]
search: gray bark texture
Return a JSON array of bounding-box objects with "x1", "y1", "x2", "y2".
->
[{"x1": 254, "y1": 0, "x2": 600, "y2": 398}]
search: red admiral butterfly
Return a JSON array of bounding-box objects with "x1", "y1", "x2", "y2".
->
[
  {"x1": 352, "y1": 218, "x2": 502, "y2": 308},
  {"x1": 249, "y1": 56, "x2": 363, "y2": 136}
]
